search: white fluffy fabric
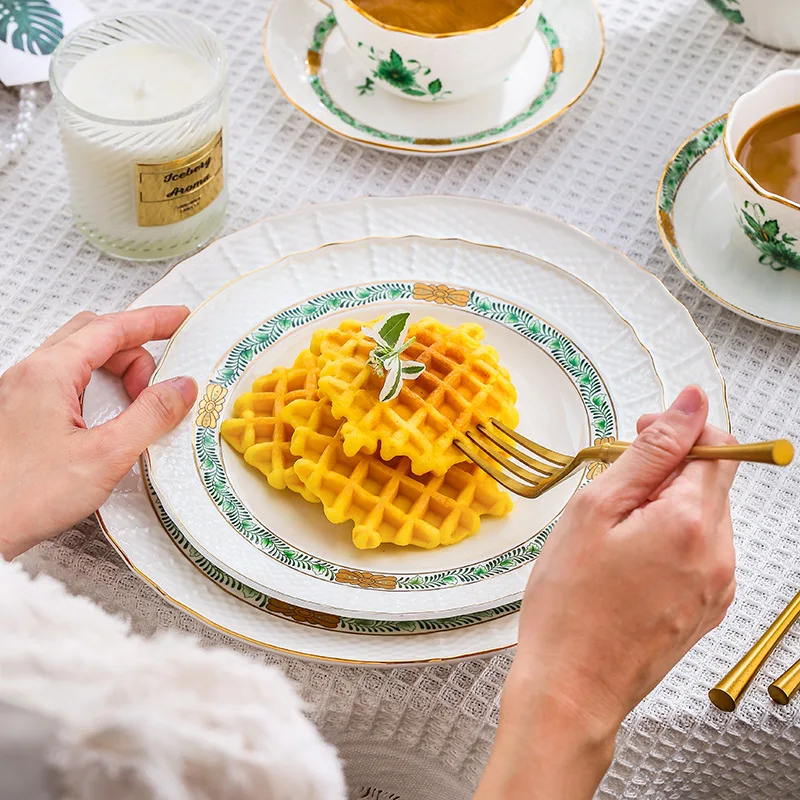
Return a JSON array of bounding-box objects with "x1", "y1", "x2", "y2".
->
[{"x1": 0, "y1": 558, "x2": 346, "y2": 800}]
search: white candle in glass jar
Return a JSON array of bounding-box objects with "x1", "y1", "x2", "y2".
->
[
  {"x1": 51, "y1": 13, "x2": 228, "y2": 261},
  {"x1": 63, "y1": 42, "x2": 214, "y2": 120}
]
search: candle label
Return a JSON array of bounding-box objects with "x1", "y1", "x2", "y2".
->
[{"x1": 136, "y1": 130, "x2": 224, "y2": 227}]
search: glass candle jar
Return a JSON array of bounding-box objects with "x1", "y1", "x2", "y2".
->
[{"x1": 50, "y1": 12, "x2": 228, "y2": 261}]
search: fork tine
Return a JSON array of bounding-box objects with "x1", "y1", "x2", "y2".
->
[
  {"x1": 455, "y1": 440, "x2": 541, "y2": 498},
  {"x1": 490, "y1": 419, "x2": 572, "y2": 466},
  {"x1": 465, "y1": 431, "x2": 550, "y2": 486},
  {"x1": 475, "y1": 423, "x2": 558, "y2": 476}
]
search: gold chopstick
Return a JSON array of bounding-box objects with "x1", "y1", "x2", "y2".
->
[
  {"x1": 769, "y1": 658, "x2": 800, "y2": 705},
  {"x1": 709, "y1": 590, "x2": 800, "y2": 712}
]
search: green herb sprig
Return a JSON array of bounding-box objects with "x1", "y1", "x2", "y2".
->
[{"x1": 362, "y1": 312, "x2": 426, "y2": 402}]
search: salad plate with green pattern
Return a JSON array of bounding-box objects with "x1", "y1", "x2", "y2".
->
[
  {"x1": 145, "y1": 235, "x2": 664, "y2": 623},
  {"x1": 263, "y1": 0, "x2": 603, "y2": 156},
  {"x1": 657, "y1": 116, "x2": 800, "y2": 333}
]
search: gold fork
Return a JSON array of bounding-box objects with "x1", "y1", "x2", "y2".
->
[{"x1": 455, "y1": 420, "x2": 794, "y2": 499}]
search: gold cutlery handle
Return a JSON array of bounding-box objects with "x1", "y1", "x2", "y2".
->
[
  {"x1": 687, "y1": 440, "x2": 794, "y2": 466},
  {"x1": 599, "y1": 439, "x2": 794, "y2": 467},
  {"x1": 768, "y1": 658, "x2": 800, "y2": 705},
  {"x1": 709, "y1": 591, "x2": 800, "y2": 712}
]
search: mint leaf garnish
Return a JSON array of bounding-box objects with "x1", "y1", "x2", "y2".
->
[
  {"x1": 401, "y1": 362, "x2": 425, "y2": 379},
  {"x1": 376, "y1": 312, "x2": 410, "y2": 349},
  {"x1": 379, "y1": 359, "x2": 403, "y2": 402},
  {"x1": 362, "y1": 312, "x2": 426, "y2": 402}
]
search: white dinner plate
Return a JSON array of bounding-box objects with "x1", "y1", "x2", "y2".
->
[
  {"x1": 145, "y1": 236, "x2": 664, "y2": 621},
  {"x1": 84, "y1": 196, "x2": 728, "y2": 664}
]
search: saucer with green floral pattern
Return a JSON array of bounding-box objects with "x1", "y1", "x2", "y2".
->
[
  {"x1": 263, "y1": 0, "x2": 604, "y2": 156},
  {"x1": 657, "y1": 116, "x2": 800, "y2": 333}
]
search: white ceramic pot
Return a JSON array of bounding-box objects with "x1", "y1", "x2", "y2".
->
[
  {"x1": 706, "y1": 0, "x2": 800, "y2": 52},
  {"x1": 329, "y1": 0, "x2": 543, "y2": 103},
  {"x1": 724, "y1": 70, "x2": 800, "y2": 272}
]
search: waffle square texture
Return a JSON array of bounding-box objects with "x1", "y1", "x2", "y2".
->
[
  {"x1": 282, "y1": 397, "x2": 513, "y2": 550},
  {"x1": 312, "y1": 317, "x2": 520, "y2": 476},
  {"x1": 220, "y1": 349, "x2": 320, "y2": 500}
]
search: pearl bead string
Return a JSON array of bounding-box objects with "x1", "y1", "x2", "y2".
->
[{"x1": 0, "y1": 85, "x2": 38, "y2": 172}]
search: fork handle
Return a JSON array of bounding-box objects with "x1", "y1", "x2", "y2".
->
[{"x1": 596, "y1": 439, "x2": 794, "y2": 467}]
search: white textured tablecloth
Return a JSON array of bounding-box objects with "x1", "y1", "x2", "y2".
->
[{"x1": 3, "y1": 1, "x2": 800, "y2": 797}]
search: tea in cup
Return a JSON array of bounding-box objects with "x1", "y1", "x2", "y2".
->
[
  {"x1": 329, "y1": 0, "x2": 543, "y2": 103},
  {"x1": 724, "y1": 70, "x2": 800, "y2": 271},
  {"x1": 706, "y1": 0, "x2": 800, "y2": 52}
]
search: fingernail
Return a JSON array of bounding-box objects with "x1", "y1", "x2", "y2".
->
[
  {"x1": 670, "y1": 385, "x2": 703, "y2": 415},
  {"x1": 170, "y1": 376, "x2": 198, "y2": 405}
]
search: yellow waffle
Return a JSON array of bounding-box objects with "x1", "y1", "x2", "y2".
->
[
  {"x1": 220, "y1": 350, "x2": 320, "y2": 500},
  {"x1": 282, "y1": 397, "x2": 513, "y2": 550},
  {"x1": 311, "y1": 317, "x2": 519, "y2": 476}
]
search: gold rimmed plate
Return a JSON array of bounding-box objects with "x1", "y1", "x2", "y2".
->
[{"x1": 84, "y1": 196, "x2": 727, "y2": 664}]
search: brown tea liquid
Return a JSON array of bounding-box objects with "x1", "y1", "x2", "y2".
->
[
  {"x1": 350, "y1": 0, "x2": 528, "y2": 35},
  {"x1": 737, "y1": 105, "x2": 800, "y2": 205}
]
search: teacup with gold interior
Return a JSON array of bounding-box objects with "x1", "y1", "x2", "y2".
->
[
  {"x1": 329, "y1": 0, "x2": 544, "y2": 103},
  {"x1": 724, "y1": 70, "x2": 800, "y2": 272}
]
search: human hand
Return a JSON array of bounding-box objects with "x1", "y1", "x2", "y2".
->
[
  {"x1": 0, "y1": 307, "x2": 197, "y2": 560},
  {"x1": 477, "y1": 386, "x2": 738, "y2": 799}
]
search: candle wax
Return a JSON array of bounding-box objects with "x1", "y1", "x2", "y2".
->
[{"x1": 62, "y1": 41, "x2": 215, "y2": 120}]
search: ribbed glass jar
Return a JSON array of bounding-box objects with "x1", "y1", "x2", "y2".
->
[{"x1": 50, "y1": 12, "x2": 228, "y2": 261}]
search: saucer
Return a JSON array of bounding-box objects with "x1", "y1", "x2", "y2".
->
[
  {"x1": 263, "y1": 0, "x2": 604, "y2": 156},
  {"x1": 657, "y1": 116, "x2": 800, "y2": 333}
]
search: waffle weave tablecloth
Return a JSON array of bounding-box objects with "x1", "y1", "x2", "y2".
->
[{"x1": 3, "y1": 0, "x2": 800, "y2": 797}]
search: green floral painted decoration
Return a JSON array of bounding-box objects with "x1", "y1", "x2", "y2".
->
[
  {"x1": 739, "y1": 201, "x2": 800, "y2": 271},
  {"x1": 357, "y1": 43, "x2": 451, "y2": 99},
  {"x1": 356, "y1": 76, "x2": 375, "y2": 96},
  {"x1": 194, "y1": 281, "x2": 615, "y2": 592},
  {"x1": 705, "y1": 0, "x2": 745, "y2": 25},
  {"x1": 0, "y1": 0, "x2": 63, "y2": 55},
  {"x1": 307, "y1": 13, "x2": 562, "y2": 145}
]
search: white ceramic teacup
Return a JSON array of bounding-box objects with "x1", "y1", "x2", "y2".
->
[
  {"x1": 724, "y1": 70, "x2": 800, "y2": 272},
  {"x1": 706, "y1": 0, "x2": 800, "y2": 52},
  {"x1": 329, "y1": 0, "x2": 543, "y2": 103}
]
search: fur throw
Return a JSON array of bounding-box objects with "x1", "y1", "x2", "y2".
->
[{"x1": 0, "y1": 558, "x2": 345, "y2": 800}]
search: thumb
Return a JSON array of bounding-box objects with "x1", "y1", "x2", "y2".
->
[
  {"x1": 595, "y1": 385, "x2": 708, "y2": 518},
  {"x1": 90, "y1": 376, "x2": 198, "y2": 477}
]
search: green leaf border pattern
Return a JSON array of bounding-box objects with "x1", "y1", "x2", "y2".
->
[
  {"x1": 306, "y1": 13, "x2": 562, "y2": 145},
  {"x1": 195, "y1": 281, "x2": 616, "y2": 592},
  {"x1": 657, "y1": 116, "x2": 726, "y2": 290},
  {"x1": 147, "y1": 470, "x2": 522, "y2": 635}
]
